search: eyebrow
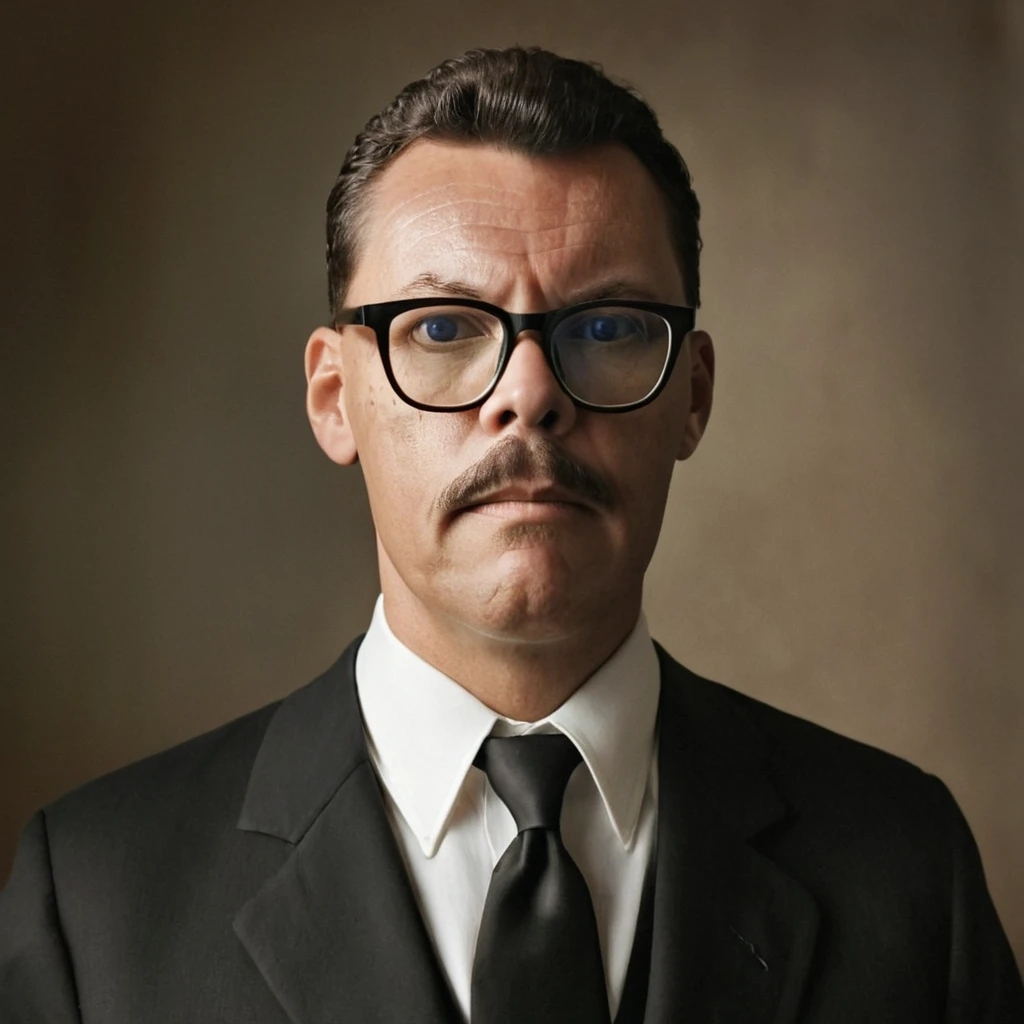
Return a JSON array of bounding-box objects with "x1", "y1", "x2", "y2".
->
[
  {"x1": 396, "y1": 273, "x2": 484, "y2": 300},
  {"x1": 562, "y1": 278, "x2": 665, "y2": 304},
  {"x1": 395, "y1": 273, "x2": 666, "y2": 306}
]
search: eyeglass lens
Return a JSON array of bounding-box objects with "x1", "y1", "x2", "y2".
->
[{"x1": 386, "y1": 305, "x2": 673, "y2": 409}]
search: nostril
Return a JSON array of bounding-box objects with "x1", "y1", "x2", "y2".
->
[
  {"x1": 539, "y1": 409, "x2": 559, "y2": 430},
  {"x1": 498, "y1": 409, "x2": 516, "y2": 427}
]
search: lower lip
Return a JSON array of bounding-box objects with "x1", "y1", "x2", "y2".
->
[{"x1": 463, "y1": 500, "x2": 584, "y2": 522}]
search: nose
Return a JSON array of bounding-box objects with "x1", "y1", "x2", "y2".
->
[{"x1": 477, "y1": 333, "x2": 578, "y2": 436}]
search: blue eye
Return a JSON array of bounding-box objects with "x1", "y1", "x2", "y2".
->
[
  {"x1": 402, "y1": 308, "x2": 504, "y2": 349},
  {"x1": 575, "y1": 314, "x2": 638, "y2": 342},
  {"x1": 587, "y1": 316, "x2": 620, "y2": 341},
  {"x1": 422, "y1": 316, "x2": 459, "y2": 342}
]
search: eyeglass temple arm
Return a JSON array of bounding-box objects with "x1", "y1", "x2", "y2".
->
[{"x1": 333, "y1": 307, "x2": 364, "y2": 328}]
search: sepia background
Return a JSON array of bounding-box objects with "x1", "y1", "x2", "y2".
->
[{"x1": 2, "y1": 0, "x2": 1021, "y2": 966}]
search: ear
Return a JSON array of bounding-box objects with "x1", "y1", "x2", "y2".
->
[
  {"x1": 676, "y1": 330, "x2": 715, "y2": 461},
  {"x1": 305, "y1": 326, "x2": 359, "y2": 466}
]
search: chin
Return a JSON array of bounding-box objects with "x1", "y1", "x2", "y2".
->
[
  {"x1": 423, "y1": 525, "x2": 631, "y2": 643},
  {"x1": 460, "y1": 556, "x2": 599, "y2": 644}
]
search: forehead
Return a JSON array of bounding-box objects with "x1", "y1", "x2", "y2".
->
[{"x1": 345, "y1": 140, "x2": 684, "y2": 306}]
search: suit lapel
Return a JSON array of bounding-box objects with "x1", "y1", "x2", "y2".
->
[
  {"x1": 230, "y1": 637, "x2": 819, "y2": 1023},
  {"x1": 645, "y1": 647, "x2": 820, "y2": 1024},
  {"x1": 233, "y1": 640, "x2": 459, "y2": 1024}
]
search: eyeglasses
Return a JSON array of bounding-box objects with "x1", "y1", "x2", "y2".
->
[{"x1": 334, "y1": 297, "x2": 696, "y2": 413}]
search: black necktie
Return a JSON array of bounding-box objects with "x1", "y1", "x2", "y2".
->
[{"x1": 471, "y1": 733, "x2": 611, "y2": 1023}]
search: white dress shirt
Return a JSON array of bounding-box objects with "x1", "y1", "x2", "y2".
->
[{"x1": 355, "y1": 596, "x2": 660, "y2": 1020}]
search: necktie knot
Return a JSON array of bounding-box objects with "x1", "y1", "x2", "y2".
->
[{"x1": 474, "y1": 733, "x2": 582, "y2": 833}]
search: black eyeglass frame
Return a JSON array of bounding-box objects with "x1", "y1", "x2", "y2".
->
[{"x1": 334, "y1": 296, "x2": 697, "y2": 414}]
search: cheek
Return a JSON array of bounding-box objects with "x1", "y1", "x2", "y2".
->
[
  {"x1": 588, "y1": 412, "x2": 683, "y2": 543},
  {"x1": 622, "y1": 440, "x2": 677, "y2": 514},
  {"x1": 352, "y1": 396, "x2": 471, "y2": 523},
  {"x1": 600, "y1": 408, "x2": 683, "y2": 493}
]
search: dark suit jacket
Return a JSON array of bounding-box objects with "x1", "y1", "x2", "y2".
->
[{"x1": 1, "y1": 639, "x2": 1022, "y2": 1022}]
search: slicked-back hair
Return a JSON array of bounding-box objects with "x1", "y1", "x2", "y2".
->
[{"x1": 325, "y1": 46, "x2": 702, "y2": 318}]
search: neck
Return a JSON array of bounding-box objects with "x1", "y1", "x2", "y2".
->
[{"x1": 379, "y1": 581, "x2": 642, "y2": 722}]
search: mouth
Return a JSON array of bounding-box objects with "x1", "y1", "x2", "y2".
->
[
  {"x1": 456, "y1": 485, "x2": 593, "y2": 522},
  {"x1": 434, "y1": 436, "x2": 614, "y2": 526}
]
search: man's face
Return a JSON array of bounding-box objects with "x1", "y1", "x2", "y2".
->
[{"x1": 306, "y1": 140, "x2": 713, "y2": 648}]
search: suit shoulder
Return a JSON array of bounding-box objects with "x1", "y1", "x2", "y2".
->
[
  {"x1": 662, "y1": 653, "x2": 947, "y2": 816},
  {"x1": 44, "y1": 694, "x2": 283, "y2": 845},
  {"x1": 39, "y1": 644, "x2": 363, "y2": 871},
  {"x1": 725, "y1": 677, "x2": 925, "y2": 777},
  {"x1": 660, "y1": 655, "x2": 976, "y2": 917}
]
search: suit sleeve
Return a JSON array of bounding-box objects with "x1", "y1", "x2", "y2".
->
[
  {"x1": 0, "y1": 811, "x2": 82, "y2": 1023},
  {"x1": 930, "y1": 778, "x2": 1024, "y2": 1023}
]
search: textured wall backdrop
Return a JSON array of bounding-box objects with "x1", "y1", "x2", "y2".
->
[{"x1": 2, "y1": 0, "x2": 1021, "y2": 965}]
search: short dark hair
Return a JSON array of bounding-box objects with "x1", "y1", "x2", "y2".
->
[{"x1": 325, "y1": 46, "x2": 702, "y2": 317}]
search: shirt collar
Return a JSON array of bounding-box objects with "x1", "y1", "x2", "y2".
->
[{"x1": 355, "y1": 595, "x2": 660, "y2": 857}]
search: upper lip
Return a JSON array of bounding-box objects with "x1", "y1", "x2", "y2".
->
[{"x1": 459, "y1": 483, "x2": 590, "y2": 511}]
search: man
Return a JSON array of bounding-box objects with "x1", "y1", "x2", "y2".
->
[{"x1": 1, "y1": 45, "x2": 1021, "y2": 1023}]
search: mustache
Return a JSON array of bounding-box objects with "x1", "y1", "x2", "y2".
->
[{"x1": 434, "y1": 437, "x2": 614, "y2": 517}]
